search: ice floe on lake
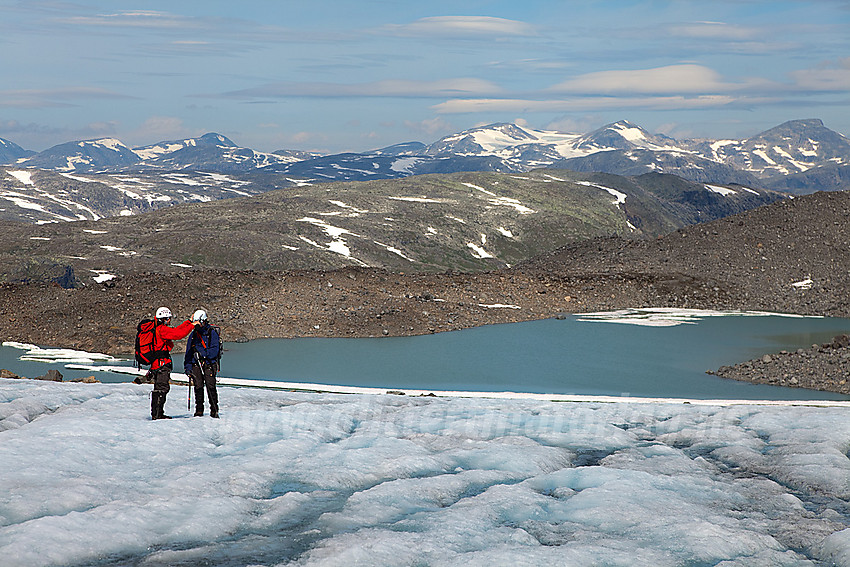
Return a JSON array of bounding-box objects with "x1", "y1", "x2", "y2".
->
[
  {"x1": 576, "y1": 308, "x2": 816, "y2": 327},
  {"x1": 2, "y1": 342, "x2": 116, "y2": 364}
]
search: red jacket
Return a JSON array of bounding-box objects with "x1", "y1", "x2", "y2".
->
[{"x1": 152, "y1": 320, "x2": 195, "y2": 370}]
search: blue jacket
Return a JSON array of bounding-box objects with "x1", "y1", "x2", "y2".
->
[{"x1": 184, "y1": 324, "x2": 221, "y2": 373}]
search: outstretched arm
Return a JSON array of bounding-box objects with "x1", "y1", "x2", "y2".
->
[{"x1": 159, "y1": 320, "x2": 195, "y2": 341}]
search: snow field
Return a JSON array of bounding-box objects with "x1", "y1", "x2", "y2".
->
[{"x1": 2, "y1": 379, "x2": 850, "y2": 566}]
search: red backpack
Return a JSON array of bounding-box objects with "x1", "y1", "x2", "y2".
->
[{"x1": 134, "y1": 319, "x2": 167, "y2": 369}]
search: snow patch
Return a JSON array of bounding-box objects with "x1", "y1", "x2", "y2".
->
[
  {"x1": 91, "y1": 271, "x2": 116, "y2": 283},
  {"x1": 297, "y1": 218, "x2": 368, "y2": 266},
  {"x1": 372, "y1": 241, "x2": 415, "y2": 262},
  {"x1": 329, "y1": 200, "x2": 369, "y2": 214},
  {"x1": 59, "y1": 173, "x2": 98, "y2": 183},
  {"x1": 390, "y1": 157, "x2": 422, "y2": 173},
  {"x1": 462, "y1": 182, "x2": 497, "y2": 197},
  {"x1": 389, "y1": 196, "x2": 445, "y2": 204},
  {"x1": 478, "y1": 303, "x2": 521, "y2": 309},
  {"x1": 467, "y1": 242, "x2": 494, "y2": 259},
  {"x1": 7, "y1": 170, "x2": 34, "y2": 185},
  {"x1": 705, "y1": 184, "x2": 737, "y2": 196},
  {"x1": 577, "y1": 181, "x2": 627, "y2": 207}
]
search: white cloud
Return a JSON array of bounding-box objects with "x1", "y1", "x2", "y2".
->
[
  {"x1": 432, "y1": 95, "x2": 750, "y2": 114},
  {"x1": 789, "y1": 58, "x2": 850, "y2": 91},
  {"x1": 226, "y1": 78, "x2": 504, "y2": 99},
  {"x1": 667, "y1": 21, "x2": 760, "y2": 41},
  {"x1": 403, "y1": 117, "x2": 454, "y2": 136},
  {"x1": 129, "y1": 116, "x2": 192, "y2": 144},
  {"x1": 549, "y1": 65, "x2": 735, "y2": 95},
  {"x1": 382, "y1": 16, "x2": 537, "y2": 38},
  {"x1": 59, "y1": 11, "x2": 199, "y2": 29}
]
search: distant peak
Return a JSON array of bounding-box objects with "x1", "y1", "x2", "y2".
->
[
  {"x1": 782, "y1": 118, "x2": 824, "y2": 127},
  {"x1": 198, "y1": 133, "x2": 237, "y2": 147},
  {"x1": 607, "y1": 120, "x2": 642, "y2": 131}
]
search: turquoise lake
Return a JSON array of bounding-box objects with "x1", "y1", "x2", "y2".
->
[{"x1": 2, "y1": 310, "x2": 849, "y2": 401}]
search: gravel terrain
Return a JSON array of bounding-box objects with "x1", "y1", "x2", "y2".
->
[
  {"x1": 1, "y1": 190, "x2": 848, "y2": 394},
  {"x1": 709, "y1": 334, "x2": 850, "y2": 395}
]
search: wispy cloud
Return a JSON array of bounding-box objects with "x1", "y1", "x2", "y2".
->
[
  {"x1": 0, "y1": 119, "x2": 119, "y2": 147},
  {"x1": 432, "y1": 95, "x2": 766, "y2": 114},
  {"x1": 549, "y1": 65, "x2": 739, "y2": 95},
  {"x1": 129, "y1": 116, "x2": 194, "y2": 143},
  {"x1": 57, "y1": 10, "x2": 201, "y2": 30},
  {"x1": 53, "y1": 8, "x2": 356, "y2": 45},
  {"x1": 667, "y1": 21, "x2": 760, "y2": 41},
  {"x1": 789, "y1": 58, "x2": 850, "y2": 92},
  {"x1": 381, "y1": 16, "x2": 537, "y2": 38},
  {"x1": 223, "y1": 78, "x2": 504, "y2": 99},
  {"x1": 0, "y1": 87, "x2": 135, "y2": 109},
  {"x1": 403, "y1": 117, "x2": 455, "y2": 137}
]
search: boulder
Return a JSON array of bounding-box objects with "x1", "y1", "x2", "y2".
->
[
  {"x1": 0, "y1": 369, "x2": 22, "y2": 379},
  {"x1": 71, "y1": 376, "x2": 100, "y2": 383},
  {"x1": 33, "y1": 369, "x2": 63, "y2": 382}
]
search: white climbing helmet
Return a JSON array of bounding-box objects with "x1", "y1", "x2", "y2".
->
[
  {"x1": 155, "y1": 307, "x2": 172, "y2": 319},
  {"x1": 192, "y1": 309, "x2": 208, "y2": 323}
]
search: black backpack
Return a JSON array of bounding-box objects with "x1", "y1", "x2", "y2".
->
[
  {"x1": 134, "y1": 319, "x2": 168, "y2": 369},
  {"x1": 197, "y1": 324, "x2": 223, "y2": 372}
]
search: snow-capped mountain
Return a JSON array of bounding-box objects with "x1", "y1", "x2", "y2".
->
[
  {"x1": 132, "y1": 132, "x2": 307, "y2": 172},
  {"x1": 10, "y1": 133, "x2": 312, "y2": 174},
  {"x1": 687, "y1": 119, "x2": 850, "y2": 178},
  {"x1": 414, "y1": 119, "x2": 850, "y2": 192},
  {"x1": 2, "y1": 119, "x2": 848, "y2": 193},
  {"x1": 0, "y1": 137, "x2": 34, "y2": 164},
  {"x1": 425, "y1": 122, "x2": 557, "y2": 156},
  {"x1": 20, "y1": 138, "x2": 142, "y2": 172},
  {"x1": 571, "y1": 121, "x2": 681, "y2": 153}
]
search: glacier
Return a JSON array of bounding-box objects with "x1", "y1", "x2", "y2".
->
[{"x1": 2, "y1": 379, "x2": 850, "y2": 566}]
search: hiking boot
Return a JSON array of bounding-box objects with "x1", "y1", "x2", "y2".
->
[
  {"x1": 151, "y1": 392, "x2": 172, "y2": 420},
  {"x1": 194, "y1": 409, "x2": 204, "y2": 417},
  {"x1": 210, "y1": 410, "x2": 219, "y2": 419}
]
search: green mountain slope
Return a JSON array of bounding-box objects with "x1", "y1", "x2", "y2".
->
[{"x1": 0, "y1": 169, "x2": 783, "y2": 285}]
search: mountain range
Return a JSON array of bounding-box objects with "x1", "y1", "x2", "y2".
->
[{"x1": 2, "y1": 119, "x2": 848, "y2": 195}]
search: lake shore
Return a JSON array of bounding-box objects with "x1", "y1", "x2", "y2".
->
[{"x1": 2, "y1": 191, "x2": 849, "y2": 396}]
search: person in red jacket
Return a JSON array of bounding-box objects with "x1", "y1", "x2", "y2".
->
[{"x1": 150, "y1": 306, "x2": 197, "y2": 420}]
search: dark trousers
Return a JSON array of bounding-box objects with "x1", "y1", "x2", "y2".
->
[
  {"x1": 150, "y1": 362, "x2": 172, "y2": 419},
  {"x1": 152, "y1": 363, "x2": 172, "y2": 394},
  {"x1": 190, "y1": 363, "x2": 218, "y2": 415}
]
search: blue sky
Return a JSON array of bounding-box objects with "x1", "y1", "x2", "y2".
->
[{"x1": 1, "y1": 0, "x2": 849, "y2": 153}]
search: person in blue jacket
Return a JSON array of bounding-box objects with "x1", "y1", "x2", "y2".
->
[{"x1": 184, "y1": 309, "x2": 222, "y2": 418}]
